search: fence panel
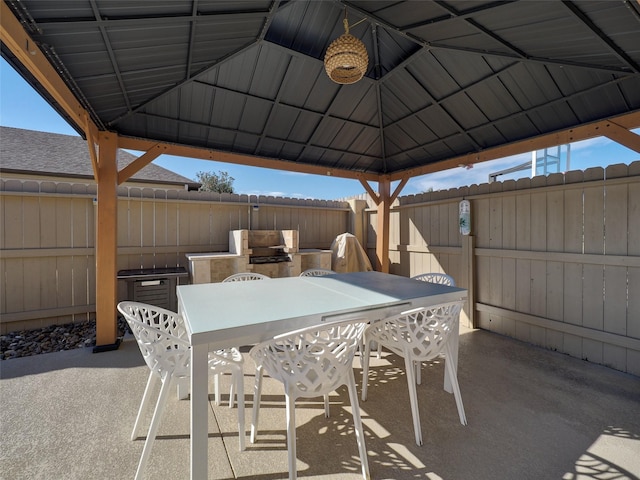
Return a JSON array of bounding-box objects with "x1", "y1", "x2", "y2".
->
[
  {"x1": 1, "y1": 182, "x2": 350, "y2": 333},
  {"x1": 385, "y1": 163, "x2": 639, "y2": 375},
  {"x1": 4, "y1": 167, "x2": 638, "y2": 374}
]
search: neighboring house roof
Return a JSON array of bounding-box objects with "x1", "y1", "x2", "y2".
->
[{"x1": 0, "y1": 126, "x2": 199, "y2": 188}]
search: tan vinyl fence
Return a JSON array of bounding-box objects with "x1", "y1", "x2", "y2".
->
[
  {"x1": 362, "y1": 162, "x2": 640, "y2": 375},
  {"x1": 2, "y1": 162, "x2": 639, "y2": 376},
  {"x1": 0, "y1": 179, "x2": 351, "y2": 333}
]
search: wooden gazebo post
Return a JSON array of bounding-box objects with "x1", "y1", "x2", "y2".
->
[
  {"x1": 93, "y1": 131, "x2": 120, "y2": 350},
  {"x1": 90, "y1": 135, "x2": 164, "y2": 349},
  {"x1": 376, "y1": 178, "x2": 391, "y2": 272},
  {"x1": 360, "y1": 175, "x2": 409, "y2": 273}
]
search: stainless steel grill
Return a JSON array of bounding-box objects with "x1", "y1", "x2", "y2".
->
[
  {"x1": 249, "y1": 255, "x2": 291, "y2": 264},
  {"x1": 249, "y1": 246, "x2": 291, "y2": 264}
]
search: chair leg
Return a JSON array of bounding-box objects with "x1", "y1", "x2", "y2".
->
[
  {"x1": 176, "y1": 377, "x2": 189, "y2": 400},
  {"x1": 250, "y1": 365, "x2": 263, "y2": 444},
  {"x1": 131, "y1": 372, "x2": 158, "y2": 441},
  {"x1": 233, "y1": 368, "x2": 246, "y2": 451},
  {"x1": 361, "y1": 338, "x2": 371, "y2": 402},
  {"x1": 404, "y1": 354, "x2": 423, "y2": 446},
  {"x1": 229, "y1": 373, "x2": 236, "y2": 408},
  {"x1": 444, "y1": 343, "x2": 467, "y2": 425},
  {"x1": 323, "y1": 393, "x2": 330, "y2": 418},
  {"x1": 285, "y1": 391, "x2": 297, "y2": 480},
  {"x1": 135, "y1": 373, "x2": 173, "y2": 480},
  {"x1": 346, "y1": 368, "x2": 370, "y2": 480},
  {"x1": 415, "y1": 360, "x2": 422, "y2": 385}
]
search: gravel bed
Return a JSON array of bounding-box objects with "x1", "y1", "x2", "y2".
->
[{"x1": 1, "y1": 318, "x2": 129, "y2": 360}]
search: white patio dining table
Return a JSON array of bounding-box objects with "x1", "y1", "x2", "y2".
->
[{"x1": 177, "y1": 270, "x2": 467, "y2": 479}]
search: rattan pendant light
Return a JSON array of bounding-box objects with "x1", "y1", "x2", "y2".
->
[{"x1": 324, "y1": 12, "x2": 368, "y2": 85}]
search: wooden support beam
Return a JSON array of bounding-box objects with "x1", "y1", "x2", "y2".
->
[
  {"x1": 85, "y1": 119, "x2": 100, "y2": 181},
  {"x1": 362, "y1": 177, "x2": 407, "y2": 272},
  {"x1": 388, "y1": 111, "x2": 640, "y2": 181},
  {"x1": 118, "y1": 136, "x2": 381, "y2": 183},
  {"x1": 95, "y1": 132, "x2": 119, "y2": 348},
  {"x1": 603, "y1": 121, "x2": 640, "y2": 154},
  {"x1": 117, "y1": 143, "x2": 166, "y2": 185},
  {"x1": 375, "y1": 177, "x2": 391, "y2": 272},
  {"x1": 390, "y1": 176, "x2": 409, "y2": 203},
  {"x1": 359, "y1": 179, "x2": 380, "y2": 204}
]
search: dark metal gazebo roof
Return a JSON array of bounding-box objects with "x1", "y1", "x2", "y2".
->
[{"x1": 3, "y1": 0, "x2": 640, "y2": 177}]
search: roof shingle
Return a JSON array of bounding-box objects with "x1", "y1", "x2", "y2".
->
[{"x1": 0, "y1": 126, "x2": 198, "y2": 187}]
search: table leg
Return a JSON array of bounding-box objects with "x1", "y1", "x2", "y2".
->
[{"x1": 191, "y1": 342, "x2": 209, "y2": 479}]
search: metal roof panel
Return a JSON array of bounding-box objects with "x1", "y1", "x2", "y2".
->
[{"x1": 4, "y1": 0, "x2": 639, "y2": 177}]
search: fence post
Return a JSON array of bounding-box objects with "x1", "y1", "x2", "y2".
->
[
  {"x1": 461, "y1": 234, "x2": 476, "y2": 328},
  {"x1": 347, "y1": 198, "x2": 367, "y2": 247}
]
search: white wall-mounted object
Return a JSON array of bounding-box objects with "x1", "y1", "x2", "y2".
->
[{"x1": 459, "y1": 200, "x2": 471, "y2": 236}]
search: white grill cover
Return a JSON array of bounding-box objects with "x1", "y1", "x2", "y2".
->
[{"x1": 330, "y1": 233, "x2": 373, "y2": 273}]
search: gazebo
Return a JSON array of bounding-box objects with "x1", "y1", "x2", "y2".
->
[{"x1": 1, "y1": 0, "x2": 639, "y2": 349}]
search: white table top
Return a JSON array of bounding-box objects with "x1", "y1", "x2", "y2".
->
[{"x1": 177, "y1": 271, "x2": 467, "y2": 349}]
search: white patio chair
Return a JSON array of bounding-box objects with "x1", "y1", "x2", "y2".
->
[
  {"x1": 223, "y1": 272, "x2": 271, "y2": 281},
  {"x1": 361, "y1": 301, "x2": 467, "y2": 446},
  {"x1": 218, "y1": 272, "x2": 269, "y2": 403},
  {"x1": 411, "y1": 272, "x2": 455, "y2": 286},
  {"x1": 299, "y1": 268, "x2": 336, "y2": 277},
  {"x1": 407, "y1": 272, "x2": 456, "y2": 382},
  {"x1": 374, "y1": 272, "x2": 456, "y2": 374},
  {"x1": 375, "y1": 273, "x2": 456, "y2": 362},
  {"x1": 250, "y1": 320, "x2": 370, "y2": 480},
  {"x1": 117, "y1": 301, "x2": 245, "y2": 480}
]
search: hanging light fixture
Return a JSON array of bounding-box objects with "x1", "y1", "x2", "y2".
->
[{"x1": 324, "y1": 10, "x2": 368, "y2": 85}]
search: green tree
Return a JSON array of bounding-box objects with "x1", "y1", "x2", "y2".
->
[{"x1": 196, "y1": 170, "x2": 235, "y2": 193}]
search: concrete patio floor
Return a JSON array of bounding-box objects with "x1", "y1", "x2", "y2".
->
[{"x1": 1, "y1": 325, "x2": 639, "y2": 480}]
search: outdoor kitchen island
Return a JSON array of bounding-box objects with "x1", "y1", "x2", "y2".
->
[{"x1": 186, "y1": 229, "x2": 332, "y2": 283}]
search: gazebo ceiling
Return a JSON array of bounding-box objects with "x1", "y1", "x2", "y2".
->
[{"x1": 3, "y1": 0, "x2": 640, "y2": 178}]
